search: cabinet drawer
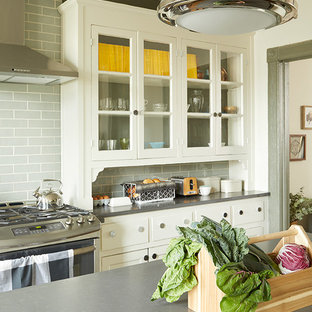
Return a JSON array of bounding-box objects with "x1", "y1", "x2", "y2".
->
[
  {"x1": 101, "y1": 217, "x2": 148, "y2": 251},
  {"x1": 232, "y1": 200, "x2": 264, "y2": 226},
  {"x1": 151, "y1": 211, "x2": 193, "y2": 242},
  {"x1": 245, "y1": 226, "x2": 264, "y2": 238},
  {"x1": 149, "y1": 245, "x2": 168, "y2": 262},
  {"x1": 101, "y1": 249, "x2": 148, "y2": 271},
  {"x1": 195, "y1": 203, "x2": 231, "y2": 223}
]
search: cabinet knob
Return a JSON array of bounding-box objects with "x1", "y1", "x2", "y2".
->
[
  {"x1": 213, "y1": 112, "x2": 218, "y2": 117},
  {"x1": 109, "y1": 231, "x2": 116, "y2": 237},
  {"x1": 160, "y1": 223, "x2": 166, "y2": 229},
  {"x1": 258, "y1": 207, "x2": 262, "y2": 212},
  {"x1": 184, "y1": 219, "x2": 190, "y2": 225},
  {"x1": 133, "y1": 109, "x2": 138, "y2": 116},
  {"x1": 144, "y1": 255, "x2": 149, "y2": 261},
  {"x1": 239, "y1": 210, "x2": 244, "y2": 215},
  {"x1": 223, "y1": 212, "x2": 228, "y2": 218},
  {"x1": 138, "y1": 226, "x2": 145, "y2": 232},
  {"x1": 152, "y1": 253, "x2": 157, "y2": 260},
  {"x1": 218, "y1": 112, "x2": 222, "y2": 117}
]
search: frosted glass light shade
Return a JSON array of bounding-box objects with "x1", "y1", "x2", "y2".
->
[
  {"x1": 176, "y1": 8, "x2": 277, "y2": 35},
  {"x1": 157, "y1": 0, "x2": 298, "y2": 35}
]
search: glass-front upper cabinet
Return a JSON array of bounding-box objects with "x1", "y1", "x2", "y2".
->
[
  {"x1": 216, "y1": 46, "x2": 247, "y2": 155},
  {"x1": 91, "y1": 26, "x2": 137, "y2": 160},
  {"x1": 181, "y1": 40, "x2": 215, "y2": 157},
  {"x1": 137, "y1": 34, "x2": 177, "y2": 158}
]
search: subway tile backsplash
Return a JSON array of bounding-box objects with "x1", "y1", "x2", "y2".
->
[
  {"x1": 92, "y1": 162, "x2": 229, "y2": 197},
  {"x1": 0, "y1": 0, "x2": 62, "y2": 202}
]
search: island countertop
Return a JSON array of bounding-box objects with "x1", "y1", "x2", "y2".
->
[
  {"x1": 0, "y1": 260, "x2": 310, "y2": 312},
  {"x1": 94, "y1": 190, "x2": 270, "y2": 221}
]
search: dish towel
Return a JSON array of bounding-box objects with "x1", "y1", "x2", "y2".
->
[{"x1": 0, "y1": 249, "x2": 74, "y2": 293}]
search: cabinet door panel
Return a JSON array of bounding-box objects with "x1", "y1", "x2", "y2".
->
[
  {"x1": 232, "y1": 200, "x2": 264, "y2": 226},
  {"x1": 195, "y1": 203, "x2": 231, "y2": 223},
  {"x1": 91, "y1": 26, "x2": 137, "y2": 161},
  {"x1": 151, "y1": 211, "x2": 193, "y2": 242},
  {"x1": 138, "y1": 33, "x2": 178, "y2": 159},
  {"x1": 101, "y1": 249, "x2": 147, "y2": 271},
  {"x1": 101, "y1": 217, "x2": 148, "y2": 251},
  {"x1": 182, "y1": 39, "x2": 216, "y2": 157}
]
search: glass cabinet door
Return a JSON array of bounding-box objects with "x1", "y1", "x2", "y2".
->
[
  {"x1": 138, "y1": 35, "x2": 177, "y2": 158},
  {"x1": 182, "y1": 40, "x2": 215, "y2": 156},
  {"x1": 216, "y1": 47, "x2": 246, "y2": 154},
  {"x1": 92, "y1": 26, "x2": 137, "y2": 160}
]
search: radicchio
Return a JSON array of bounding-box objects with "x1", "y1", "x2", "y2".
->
[{"x1": 276, "y1": 243, "x2": 310, "y2": 274}]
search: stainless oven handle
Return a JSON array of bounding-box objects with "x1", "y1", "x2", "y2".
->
[{"x1": 73, "y1": 245, "x2": 95, "y2": 256}]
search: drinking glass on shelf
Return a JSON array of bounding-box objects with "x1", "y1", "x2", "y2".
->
[
  {"x1": 102, "y1": 97, "x2": 113, "y2": 110},
  {"x1": 117, "y1": 98, "x2": 127, "y2": 111}
]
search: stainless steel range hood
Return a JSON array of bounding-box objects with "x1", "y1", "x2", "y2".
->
[{"x1": 0, "y1": 0, "x2": 77, "y2": 85}]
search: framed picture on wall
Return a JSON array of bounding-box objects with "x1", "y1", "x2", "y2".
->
[
  {"x1": 301, "y1": 106, "x2": 312, "y2": 129},
  {"x1": 289, "y1": 134, "x2": 306, "y2": 161}
]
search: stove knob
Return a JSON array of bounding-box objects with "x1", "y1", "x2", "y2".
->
[
  {"x1": 87, "y1": 215, "x2": 96, "y2": 223},
  {"x1": 77, "y1": 216, "x2": 85, "y2": 224},
  {"x1": 65, "y1": 217, "x2": 74, "y2": 226}
]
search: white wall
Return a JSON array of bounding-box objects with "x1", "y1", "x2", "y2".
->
[
  {"x1": 289, "y1": 59, "x2": 312, "y2": 198},
  {"x1": 254, "y1": 0, "x2": 312, "y2": 191}
]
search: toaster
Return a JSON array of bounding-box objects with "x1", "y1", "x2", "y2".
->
[{"x1": 171, "y1": 177, "x2": 199, "y2": 196}]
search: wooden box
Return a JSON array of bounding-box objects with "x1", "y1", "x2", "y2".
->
[{"x1": 188, "y1": 225, "x2": 312, "y2": 312}]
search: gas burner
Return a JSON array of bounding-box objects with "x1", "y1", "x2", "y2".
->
[{"x1": 0, "y1": 202, "x2": 93, "y2": 227}]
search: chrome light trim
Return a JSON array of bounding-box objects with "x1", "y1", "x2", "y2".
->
[{"x1": 157, "y1": 0, "x2": 298, "y2": 31}]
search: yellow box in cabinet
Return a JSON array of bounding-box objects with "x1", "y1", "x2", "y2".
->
[
  {"x1": 144, "y1": 49, "x2": 170, "y2": 76},
  {"x1": 187, "y1": 53, "x2": 197, "y2": 79},
  {"x1": 98, "y1": 43, "x2": 130, "y2": 73},
  {"x1": 188, "y1": 225, "x2": 312, "y2": 312}
]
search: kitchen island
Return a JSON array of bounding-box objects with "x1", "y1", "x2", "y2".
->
[{"x1": 0, "y1": 260, "x2": 310, "y2": 312}]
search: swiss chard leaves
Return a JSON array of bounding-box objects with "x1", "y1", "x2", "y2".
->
[
  {"x1": 151, "y1": 237, "x2": 202, "y2": 303},
  {"x1": 217, "y1": 262, "x2": 274, "y2": 312}
]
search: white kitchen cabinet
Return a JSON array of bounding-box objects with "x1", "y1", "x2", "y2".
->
[
  {"x1": 101, "y1": 215, "x2": 148, "y2": 252},
  {"x1": 181, "y1": 41, "x2": 247, "y2": 157},
  {"x1": 101, "y1": 249, "x2": 148, "y2": 271},
  {"x1": 150, "y1": 210, "x2": 192, "y2": 242},
  {"x1": 99, "y1": 196, "x2": 268, "y2": 271},
  {"x1": 91, "y1": 27, "x2": 178, "y2": 161},
  {"x1": 194, "y1": 197, "x2": 268, "y2": 237},
  {"x1": 59, "y1": 0, "x2": 253, "y2": 208},
  {"x1": 194, "y1": 202, "x2": 231, "y2": 223}
]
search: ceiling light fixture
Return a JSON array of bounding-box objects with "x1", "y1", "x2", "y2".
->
[{"x1": 157, "y1": 0, "x2": 298, "y2": 35}]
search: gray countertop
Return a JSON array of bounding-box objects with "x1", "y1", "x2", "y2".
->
[
  {"x1": 0, "y1": 260, "x2": 310, "y2": 312},
  {"x1": 0, "y1": 261, "x2": 190, "y2": 312},
  {"x1": 93, "y1": 190, "x2": 270, "y2": 221}
]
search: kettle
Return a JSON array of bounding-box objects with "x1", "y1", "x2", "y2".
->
[{"x1": 33, "y1": 179, "x2": 64, "y2": 210}]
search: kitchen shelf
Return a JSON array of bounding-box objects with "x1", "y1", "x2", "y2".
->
[
  {"x1": 221, "y1": 81, "x2": 243, "y2": 89},
  {"x1": 187, "y1": 113, "x2": 211, "y2": 119}
]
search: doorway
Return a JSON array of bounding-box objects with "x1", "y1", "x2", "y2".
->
[{"x1": 268, "y1": 40, "x2": 312, "y2": 232}]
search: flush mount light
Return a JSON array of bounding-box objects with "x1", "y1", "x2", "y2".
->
[{"x1": 157, "y1": 0, "x2": 298, "y2": 35}]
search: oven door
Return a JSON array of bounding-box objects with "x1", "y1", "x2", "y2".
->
[{"x1": 0, "y1": 238, "x2": 97, "y2": 278}]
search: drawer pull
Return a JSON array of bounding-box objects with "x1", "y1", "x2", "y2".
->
[
  {"x1": 109, "y1": 231, "x2": 116, "y2": 238},
  {"x1": 184, "y1": 219, "x2": 190, "y2": 225},
  {"x1": 152, "y1": 253, "x2": 157, "y2": 260},
  {"x1": 138, "y1": 226, "x2": 145, "y2": 232},
  {"x1": 258, "y1": 207, "x2": 262, "y2": 212},
  {"x1": 223, "y1": 212, "x2": 228, "y2": 218},
  {"x1": 160, "y1": 223, "x2": 166, "y2": 229},
  {"x1": 239, "y1": 210, "x2": 244, "y2": 215},
  {"x1": 144, "y1": 255, "x2": 149, "y2": 261}
]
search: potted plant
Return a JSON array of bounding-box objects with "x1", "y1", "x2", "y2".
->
[{"x1": 289, "y1": 187, "x2": 312, "y2": 224}]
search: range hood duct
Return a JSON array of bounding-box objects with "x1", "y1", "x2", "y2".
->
[{"x1": 0, "y1": 0, "x2": 77, "y2": 85}]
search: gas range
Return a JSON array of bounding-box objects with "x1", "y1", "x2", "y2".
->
[{"x1": 0, "y1": 201, "x2": 100, "y2": 253}]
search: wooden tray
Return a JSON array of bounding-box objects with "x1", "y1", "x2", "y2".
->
[{"x1": 188, "y1": 225, "x2": 312, "y2": 312}]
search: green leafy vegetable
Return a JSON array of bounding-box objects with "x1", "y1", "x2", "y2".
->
[
  {"x1": 217, "y1": 262, "x2": 274, "y2": 312},
  {"x1": 177, "y1": 217, "x2": 249, "y2": 268},
  {"x1": 151, "y1": 237, "x2": 202, "y2": 302}
]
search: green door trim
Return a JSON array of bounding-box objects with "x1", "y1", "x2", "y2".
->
[{"x1": 267, "y1": 39, "x2": 312, "y2": 232}]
